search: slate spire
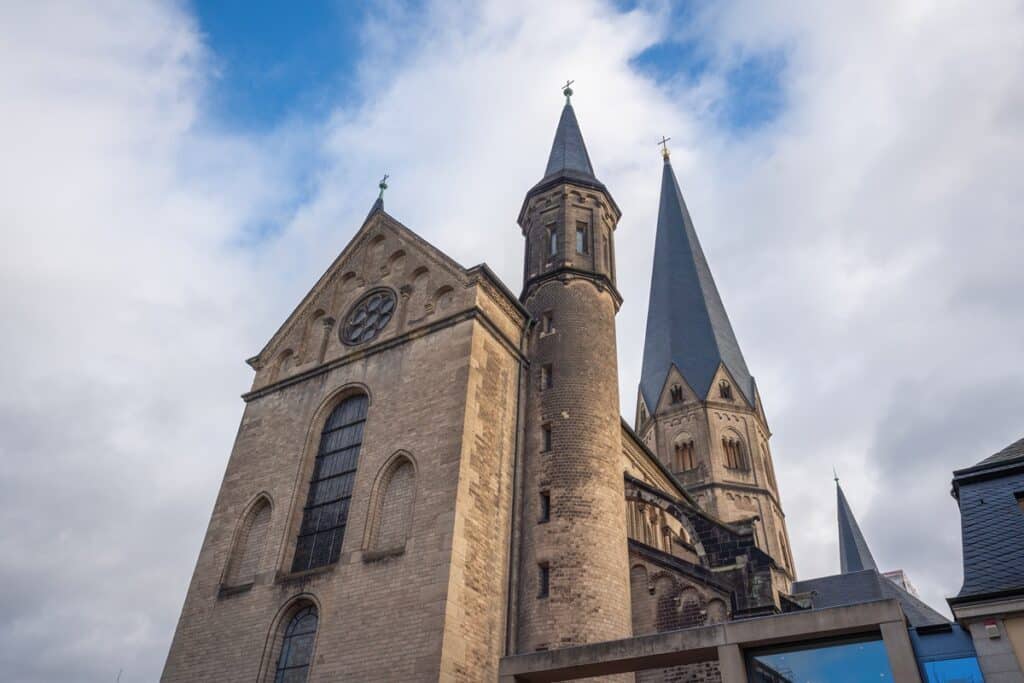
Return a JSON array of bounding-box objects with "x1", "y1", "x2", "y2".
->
[
  {"x1": 638, "y1": 152, "x2": 754, "y2": 409},
  {"x1": 534, "y1": 82, "x2": 601, "y2": 190},
  {"x1": 837, "y1": 480, "x2": 879, "y2": 574}
]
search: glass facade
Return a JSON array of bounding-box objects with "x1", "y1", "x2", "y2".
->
[
  {"x1": 748, "y1": 637, "x2": 894, "y2": 683},
  {"x1": 921, "y1": 656, "x2": 984, "y2": 682}
]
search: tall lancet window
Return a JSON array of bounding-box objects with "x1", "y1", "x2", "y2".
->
[
  {"x1": 292, "y1": 394, "x2": 368, "y2": 572},
  {"x1": 548, "y1": 227, "x2": 558, "y2": 257}
]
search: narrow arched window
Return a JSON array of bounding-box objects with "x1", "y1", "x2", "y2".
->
[
  {"x1": 369, "y1": 458, "x2": 416, "y2": 552},
  {"x1": 548, "y1": 228, "x2": 557, "y2": 257},
  {"x1": 674, "y1": 440, "x2": 696, "y2": 471},
  {"x1": 225, "y1": 498, "x2": 271, "y2": 586},
  {"x1": 719, "y1": 380, "x2": 732, "y2": 400},
  {"x1": 274, "y1": 605, "x2": 318, "y2": 683},
  {"x1": 722, "y1": 436, "x2": 748, "y2": 470},
  {"x1": 292, "y1": 394, "x2": 368, "y2": 572}
]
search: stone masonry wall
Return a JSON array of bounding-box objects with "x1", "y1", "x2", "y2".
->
[
  {"x1": 163, "y1": 309, "x2": 521, "y2": 681},
  {"x1": 516, "y1": 275, "x2": 633, "y2": 652},
  {"x1": 438, "y1": 327, "x2": 520, "y2": 681}
]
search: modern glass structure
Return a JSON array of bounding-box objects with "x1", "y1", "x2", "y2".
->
[{"x1": 748, "y1": 637, "x2": 894, "y2": 683}]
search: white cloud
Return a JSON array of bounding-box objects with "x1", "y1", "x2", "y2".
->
[{"x1": 1, "y1": 0, "x2": 1023, "y2": 679}]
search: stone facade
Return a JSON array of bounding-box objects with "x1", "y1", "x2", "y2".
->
[
  {"x1": 162, "y1": 99, "x2": 797, "y2": 682},
  {"x1": 636, "y1": 365, "x2": 794, "y2": 593},
  {"x1": 162, "y1": 210, "x2": 526, "y2": 682}
]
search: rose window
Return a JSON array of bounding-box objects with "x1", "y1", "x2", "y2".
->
[{"x1": 341, "y1": 289, "x2": 397, "y2": 345}]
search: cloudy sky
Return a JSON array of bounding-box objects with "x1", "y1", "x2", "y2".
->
[{"x1": 2, "y1": 0, "x2": 1022, "y2": 680}]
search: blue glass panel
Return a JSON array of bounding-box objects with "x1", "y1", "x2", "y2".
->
[
  {"x1": 749, "y1": 638, "x2": 894, "y2": 683},
  {"x1": 922, "y1": 657, "x2": 984, "y2": 683}
]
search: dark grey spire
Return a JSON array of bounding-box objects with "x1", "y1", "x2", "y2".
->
[
  {"x1": 837, "y1": 481, "x2": 878, "y2": 574},
  {"x1": 542, "y1": 101, "x2": 596, "y2": 182},
  {"x1": 638, "y1": 155, "x2": 754, "y2": 409}
]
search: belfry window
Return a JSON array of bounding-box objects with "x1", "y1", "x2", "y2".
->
[
  {"x1": 675, "y1": 440, "x2": 696, "y2": 471},
  {"x1": 670, "y1": 385, "x2": 684, "y2": 404},
  {"x1": 274, "y1": 605, "x2": 318, "y2": 683},
  {"x1": 292, "y1": 394, "x2": 368, "y2": 572},
  {"x1": 575, "y1": 222, "x2": 589, "y2": 254},
  {"x1": 722, "y1": 435, "x2": 748, "y2": 471}
]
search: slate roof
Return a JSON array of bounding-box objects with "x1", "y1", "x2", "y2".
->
[
  {"x1": 951, "y1": 439, "x2": 1024, "y2": 601},
  {"x1": 970, "y1": 435, "x2": 1024, "y2": 470},
  {"x1": 837, "y1": 482, "x2": 878, "y2": 574},
  {"x1": 538, "y1": 101, "x2": 598, "y2": 187},
  {"x1": 792, "y1": 570, "x2": 949, "y2": 628},
  {"x1": 639, "y1": 157, "x2": 755, "y2": 409}
]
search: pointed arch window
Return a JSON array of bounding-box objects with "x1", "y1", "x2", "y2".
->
[
  {"x1": 670, "y1": 385, "x2": 684, "y2": 404},
  {"x1": 273, "y1": 605, "x2": 318, "y2": 683},
  {"x1": 292, "y1": 394, "x2": 368, "y2": 572},
  {"x1": 225, "y1": 497, "x2": 271, "y2": 587},
  {"x1": 367, "y1": 456, "x2": 416, "y2": 553}
]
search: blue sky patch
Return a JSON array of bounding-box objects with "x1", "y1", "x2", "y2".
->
[
  {"x1": 191, "y1": 0, "x2": 366, "y2": 131},
  {"x1": 719, "y1": 50, "x2": 787, "y2": 131}
]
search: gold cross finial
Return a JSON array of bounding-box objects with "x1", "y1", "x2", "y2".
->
[
  {"x1": 658, "y1": 136, "x2": 672, "y2": 161},
  {"x1": 378, "y1": 173, "x2": 389, "y2": 199},
  {"x1": 562, "y1": 79, "x2": 575, "y2": 103}
]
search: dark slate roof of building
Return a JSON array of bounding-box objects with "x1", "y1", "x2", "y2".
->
[
  {"x1": 793, "y1": 570, "x2": 949, "y2": 628},
  {"x1": 970, "y1": 436, "x2": 1024, "y2": 470},
  {"x1": 639, "y1": 158, "x2": 755, "y2": 409},
  {"x1": 540, "y1": 101, "x2": 597, "y2": 186},
  {"x1": 952, "y1": 447, "x2": 1024, "y2": 601},
  {"x1": 837, "y1": 482, "x2": 879, "y2": 574}
]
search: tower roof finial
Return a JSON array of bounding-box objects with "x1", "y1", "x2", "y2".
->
[
  {"x1": 562, "y1": 79, "x2": 575, "y2": 104},
  {"x1": 378, "y1": 173, "x2": 389, "y2": 199},
  {"x1": 658, "y1": 136, "x2": 672, "y2": 162},
  {"x1": 834, "y1": 467, "x2": 840, "y2": 484}
]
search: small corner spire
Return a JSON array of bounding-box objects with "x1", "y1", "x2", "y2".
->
[
  {"x1": 658, "y1": 136, "x2": 672, "y2": 163},
  {"x1": 562, "y1": 79, "x2": 575, "y2": 104},
  {"x1": 378, "y1": 173, "x2": 389, "y2": 200}
]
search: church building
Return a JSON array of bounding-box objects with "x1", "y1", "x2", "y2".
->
[{"x1": 162, "y1": 87, "x2": 962, "y2": 682}]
